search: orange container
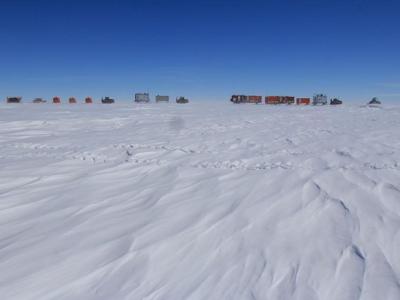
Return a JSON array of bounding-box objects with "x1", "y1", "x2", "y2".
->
[{"x1": 296, "y1": 98, "x2": 310, "y2": 105}]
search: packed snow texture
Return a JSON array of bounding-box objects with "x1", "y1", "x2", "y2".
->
[{"x1": 1, "y1": 103, "x2": 400, "y2": 300}]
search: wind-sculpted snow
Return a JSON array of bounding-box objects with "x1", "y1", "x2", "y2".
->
[{"x1": 0, "y1": 103, "x2": 400, "y2": 300}]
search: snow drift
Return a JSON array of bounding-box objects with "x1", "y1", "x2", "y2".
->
[{"x1": 0, "y1": 103, "x2": 399, "y2": 300}]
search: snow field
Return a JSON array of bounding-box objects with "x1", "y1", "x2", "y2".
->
[{"x1": 0, "y1": 103, "x2": 400, "y2": 299}]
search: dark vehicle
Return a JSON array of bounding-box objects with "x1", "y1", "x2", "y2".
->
[
  {"x1": 69, "y1": 97, "x2": 77, "y2": 104},
  {"x1": 85, "y1": 97, "x2": 93, "y2": 104},
  {"x1": 53, "y1": 96, "x2": 61, "y2": 104},
  {"x1": 176, "y1": 96, "x2": 189, "y2": 104},
  {"x1": 330, "y1": 98, "x2": 343, "y2": 105},
  {"x1": 7, "y1": 97, "x2": 22, "y2": 103},
  {"x1": 368, "y1": 97, "x2": 381, "y2": 105},
  {"x1": 231, "y1": 95, "x2": 247, "y2": 103},
  {"x1": 101, "y1": 96, "x2": 115, "y2": 104},
  {"x1": 33, "y1": 98, "x2": 46, "y2": 103}
]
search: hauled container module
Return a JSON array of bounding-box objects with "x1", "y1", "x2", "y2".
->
[
  {"x1": 135, "y1": 93, "x2": 150, "y2": 103},
  {"x1": 248, "y1": 95, "x2": 262, "y2": 104},
  {"x1": 265, "y1": 96, "x2": 295, "y2": 104},
  {"x1": 313, "y1": 94, "x2": 328, "y2": 105},
  {"x1": 156, "y1": 95, "x2": 169, "y2": 103},
  {"x1": 296, "y1": 98, "x2": 311, "y2": 105}
]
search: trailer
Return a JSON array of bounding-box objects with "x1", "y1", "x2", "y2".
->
[
  {"x1": 296, "y1": 98, "x2": 310, "y2": 105},
  {"x1": 265, "y1": 96, "x2": 295, "y2": 104},
  {"x1": 53, "y1": 96, "x2": 61, "y2": 104},
  {"x1": 69, "y1": 97, "x2": 77, "y2": 104},
  {"x1": 135, "y1": 93, "x2": 150, "y2": 103},
  {"x1": 248, "y1": 95, "x2": 262, "y2": 104},
  {"x1": 231, "y1": 95, "x2": 247, "y2": 103},
  {"x1": 313, "y1": 94, "x2": 328, "y2": 105},
  {"x1": 330, "y1": 98, "x2": 343, "y2": 105},
  {"x1": 85, "y1": 97, "x2": 93, "y2": 104},
  {"x1": 156, "y1": 95, "x2": 169, "y2": 103},
  {"x1": 6, "y1": 97, "x2": 22, "y2": 103},
  {"x1": 176, "y1": 96, "x2": 189, "y2": 104},
  {"x1": 265, "y1": 96, "x2": 280, "y2": 105},
  {"x1": 101, "y1": 97, "x2": 115, "y2": 104},
  {"x1": 33, "y1": 98, "x2": 46, "y2": 103},
  {"x1": 282, "y1": 96, "x2": 295, "y2": 104}
]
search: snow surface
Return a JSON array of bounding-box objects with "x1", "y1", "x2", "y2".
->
[{"x1": 1, "y1": 102, "x2": 400, "y2": 300}]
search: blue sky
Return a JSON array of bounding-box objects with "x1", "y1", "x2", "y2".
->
[{"x1": 1, "y1": 0, "x2": 399, "y2": 102}]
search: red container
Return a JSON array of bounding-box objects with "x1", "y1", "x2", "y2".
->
[
  {"x1": 265, "y1": 96, "x2": 281, "y2": 104},
  {"x1": 53, "y1": 96, "x2": 61, "y2": 104},
  {"x1": 296, "y1": 98, "x2": 310, "y2": 105},
  {"x1": 85, "y1": 97, "x2": 93, "y2": 104},
  {"x1": 265, "y1": 96, "x2": 295, "y2": 104},
  {"x1": 248, "y1": 95, "x2": 262, "y2": 103}
]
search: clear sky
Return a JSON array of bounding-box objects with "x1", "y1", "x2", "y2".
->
[{"x1": 1, "y1": 0, "x2": 399, "y2": 103}]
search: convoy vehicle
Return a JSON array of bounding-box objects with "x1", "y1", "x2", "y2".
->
[
  {"x1": 33, "y1": 98, "x2": 46, "y2": 103},
  {"x1": 6, "y1": 97, "x2": 22, "y2": 103},
  {"x1": 330, "y1": 98, "x2": 343, "y2": 105},
  {"x1": 101, "y1": 97, "x2": 115, "y2": 104},
  {"x1": 176, "y1": 96, "x2": 189, "y2": 104}
]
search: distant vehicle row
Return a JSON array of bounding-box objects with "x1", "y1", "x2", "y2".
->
[
  {"x1": 230, "y1": 94, "x2": 344, "y2": 105},
  {"x1": 5, "y1": 94, "x2": 190, "y2": 104}
]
